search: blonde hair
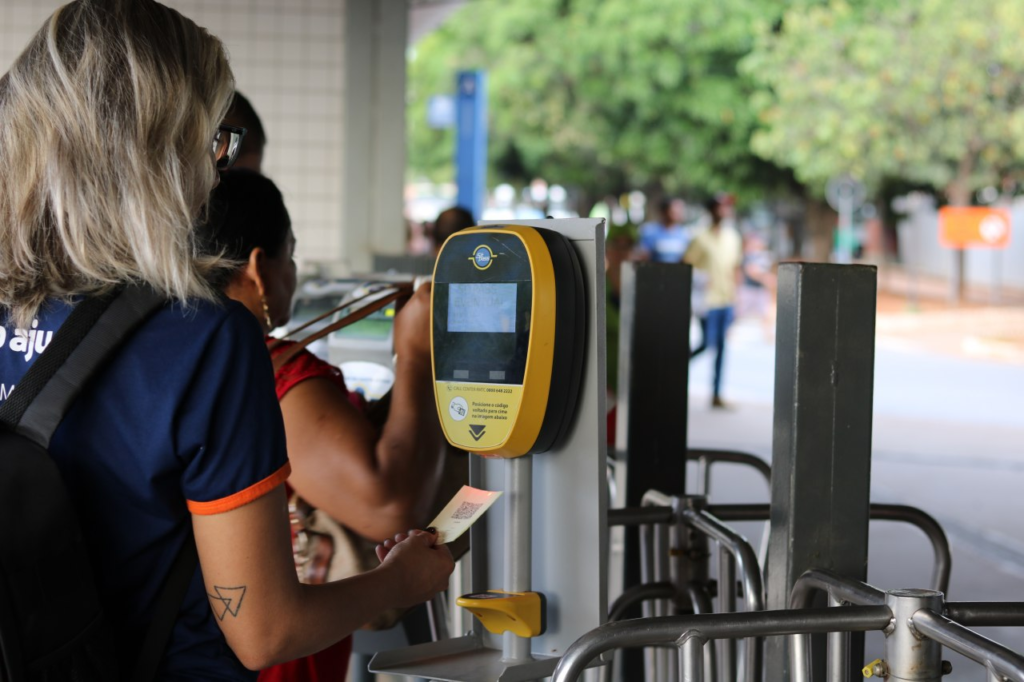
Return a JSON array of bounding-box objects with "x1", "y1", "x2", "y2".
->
[{"x1": 0, "y1": 0, "x2": 235, "y2": 328}]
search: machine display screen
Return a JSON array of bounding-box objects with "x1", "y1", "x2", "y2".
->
[{"x1": 447, "y1": 282, "x2": 518, "y2": 334}]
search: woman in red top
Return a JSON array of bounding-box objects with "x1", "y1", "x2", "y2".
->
[{"x1": 204, "y1": 170, "x2": 445, "y2": 680}]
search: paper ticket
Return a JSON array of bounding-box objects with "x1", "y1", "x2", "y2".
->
[{"x1": 427, "y1": 485, "x2": 503, "y2": 544}]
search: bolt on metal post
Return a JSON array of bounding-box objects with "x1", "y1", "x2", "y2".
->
[{"x1": 883, "y1": 589, "x2": 945, "y2": 682}]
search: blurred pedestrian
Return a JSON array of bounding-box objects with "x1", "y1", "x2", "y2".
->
[
  {"x1": 222, "y1": 91, "x2": 266, "y2": 173},
  {"x1": 689, "y1": 269, "x2": 710, "y2": 358},
  {"x1": 432, "y1": 206, "x2": 475, "y2": 256},
  {"x1": 738, "y1": 232, "x2": 776, "y2": 338},
  {"x1": 637, "y1": 197, "x2": 690, "y2": 263},
  {"x1": 686, "y1": 195, "x2": 742, "y2": 408}
]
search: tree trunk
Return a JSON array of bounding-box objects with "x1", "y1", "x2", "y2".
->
[
  {"x1": 945, "y1": 148, "x2": 977, "y2": 303},
  {"x1": 803, "y1": 197, "x2": 835, "y2": 262},
  {"x1": 945, "y1": 182, "x2": 971, "y2": 208}
]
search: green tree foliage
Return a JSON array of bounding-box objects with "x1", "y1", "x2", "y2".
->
[
  {"x1": 408, "y1": 0, "x2": 795, "y2": 203},
  {"x1": 746, "y1": 0, "x2": 1024, "y2": 205}
]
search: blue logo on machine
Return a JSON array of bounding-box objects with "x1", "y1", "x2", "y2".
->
[{"x1": 469, "y1": 245, "x2": 496, "y2": 270}]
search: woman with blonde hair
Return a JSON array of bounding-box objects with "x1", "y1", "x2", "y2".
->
[{"x1": 0, "y1": 2, "x2": 452, "y2": 680}]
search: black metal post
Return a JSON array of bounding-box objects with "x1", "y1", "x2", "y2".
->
[
  {"x1": 616, "y1": 261, "x2": 692, "y2": 506},
  {"x1": 764, "y1": 263, "x2": 877, "y2": 681},
  {"x1": 615, "y1": 261, "x2": 692, "y2": 679}
]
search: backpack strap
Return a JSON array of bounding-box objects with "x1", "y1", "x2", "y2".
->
[
  {"x1": 0, "y1": 292, "x2": 117, "y2": 433},
  {"x1": 0, "y1": 284, "x2": 194, "y2": 682},
  {"x1": 0, "y1": 285, "x2": 165, "y2": 447},
  {"x1": 129, "y1": 528, "x2": 198, "y2": 682}
]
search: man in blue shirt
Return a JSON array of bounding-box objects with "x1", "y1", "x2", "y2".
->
[{"x1": 637, "y1": 197, "x2": 690, "y2": 263}]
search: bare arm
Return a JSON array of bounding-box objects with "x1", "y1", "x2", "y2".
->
[
  {"x1": 192, "y1": 486, "x2": 453, "y2": 670},
  {"x1": 684, "y1": 236, "x2": 703, "y2": 268},
  {"x1": 282, "y1": 283, "x2": 443, "y2": 541}
]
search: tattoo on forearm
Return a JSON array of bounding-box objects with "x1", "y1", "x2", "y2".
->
[{"x1": 207, "y1": 585, "x2": 247, "y2": 621}]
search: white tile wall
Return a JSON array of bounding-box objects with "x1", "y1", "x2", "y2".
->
[{"x1": 0, "y1": 0, "x2": 348, "y2": 266}]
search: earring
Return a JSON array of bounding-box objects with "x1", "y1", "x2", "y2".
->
[{"x1": 261, "y1": 295, "x2": 273, "y2": 331}]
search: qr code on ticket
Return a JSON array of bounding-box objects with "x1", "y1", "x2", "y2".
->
[{"x1": 451, "y1": 501, "x2": 483, "y2": 521}]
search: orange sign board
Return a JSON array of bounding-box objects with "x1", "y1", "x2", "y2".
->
[{"x1": 938, "y1": 207, "x2": 1011, "y2": 249}]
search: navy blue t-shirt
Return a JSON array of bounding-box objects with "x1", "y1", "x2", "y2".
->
[{"x1": 0, "y1": 296, "x2": 290, "y2": 681}]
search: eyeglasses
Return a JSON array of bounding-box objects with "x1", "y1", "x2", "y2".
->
[{"x1": 212, "y1": 124, "x2": 247, "y2": 171}]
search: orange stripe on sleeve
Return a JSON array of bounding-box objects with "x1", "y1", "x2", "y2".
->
[{"x1": 186, "y1": 462, "x2": 291, "y2": 516}]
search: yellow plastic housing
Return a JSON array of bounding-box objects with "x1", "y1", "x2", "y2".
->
[
  {"x1": 431, "y1": 225, "x2": 556, "y2": 458},
  {"x1": 456, "y1": 590, "x2": 544, "y2": 638}
]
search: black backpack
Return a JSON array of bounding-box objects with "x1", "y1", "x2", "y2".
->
[{"x1": 0, "y1": 286, "x2": 196, "y2": 682}]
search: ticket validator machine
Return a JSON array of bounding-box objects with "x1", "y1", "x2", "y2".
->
[
  {"x1": 432, "y1": 224, "x2": 585, "y2": 457},
  {"x1": 370, "y1": 219, "x2": 610, "y2": 681}
]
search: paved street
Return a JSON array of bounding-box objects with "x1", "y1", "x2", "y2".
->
[{"x1": 687, "y1": 314, "x2": 1024, "y2": 680}]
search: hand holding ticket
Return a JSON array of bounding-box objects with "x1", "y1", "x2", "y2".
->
[{"x1": 427, "y1": 485, "x2": 503, "y2": 544}]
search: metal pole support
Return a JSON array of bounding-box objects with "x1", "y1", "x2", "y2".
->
[
  {"x1": 883, "y1": 589, "x2": 944, "y2": 682},
  {"x1": 502, "y1": 456, "x2": 533, "y2": 663},
  {"x1": 718, "y1": 547, "x2": 737, "y2": 682},
  {"x1": 765, "y1": 263, "x2": 878, "y2": 681},
  {"x1": 679, "y1": 633, "x2": 707, "y2": 682},
  {"x1": 827, "y1": 594, "x2": 851, "y2": 682},
  {"x1": 617, "y1": 262, "x2": 693, "y2": 681}
]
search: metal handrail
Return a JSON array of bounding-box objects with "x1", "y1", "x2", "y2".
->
[
  {"x1": 608, "y1": 506, "x2": 674, "y2": 527},
  {"x1": 827, "y1": 594, "x2": 850, "y2": 682},
  {"x1": 551, "y1": 606, "x2": 894, "y2": 682},
  {"x1": 631, "y1": 494, "x2": 767, "y2": 682},
  {"x1": 686, "y1": 583, "x2": 718, "y2": 682},
  {"x1": 790, "y1": 569, "x2": 886, "y2": 609},
  {"x1": 684, "y1": 510, "x2": 765, "y2": 613},
  {"x1": 789, "y1": 570, "x2": 887, "y2": 682},
  {"x1": 945, "y1": 602, "x2": 1024, "y2": 627},
  {"x1": 688, "y1": 449, "x2": 772, "y2": 573},
  {"x1": 682, "y1": 508, "x2": 764, "y2": 682},
  {"x1": 687, "y1": 449, "x2": 772, "y2": 497},
  {"x1": 609, "y1": 582, "x2": 676, "y2": 622},
  {"x1": 913, "y1": 609, "x2": 1024, "y2": 682},
  {"x1": 705, "y1": 503, "x2": 951, "y2": 593},
  {"x1": 870, "y1": 503, "x2": 951, "y2": 594},
  {"x1": 601, "y1": 583, "x2": 717, "y2": 682},
  {"x1": 640, "y1": 493, "x2": 674, "y2": 681},
  {"x1": 704, "y1": 504, "x2": 770, "y2": 522},
  {"x1": 642, "y1": 489, "x2": 674, "y2": 508}
]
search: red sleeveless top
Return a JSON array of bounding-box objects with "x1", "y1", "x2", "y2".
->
[{"x1": 258, "y1": 341, "x2": 360, "y2": 682}]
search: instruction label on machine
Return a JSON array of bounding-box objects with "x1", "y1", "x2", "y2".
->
[
  {"x1": 438, "y1": 382, "x2": 524, "y2": 450},
  {"x1": 428, "y1": 485, "x2": 503, "y2": 545}
]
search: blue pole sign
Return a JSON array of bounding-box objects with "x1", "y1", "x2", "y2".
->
[{"x1": 455, "y1": 70, "x2": 488, "y2": 222}]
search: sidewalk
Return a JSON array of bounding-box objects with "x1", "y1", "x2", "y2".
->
[{"x1": 875, "y1": 265, "x2": 1024, "y2": 364}]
